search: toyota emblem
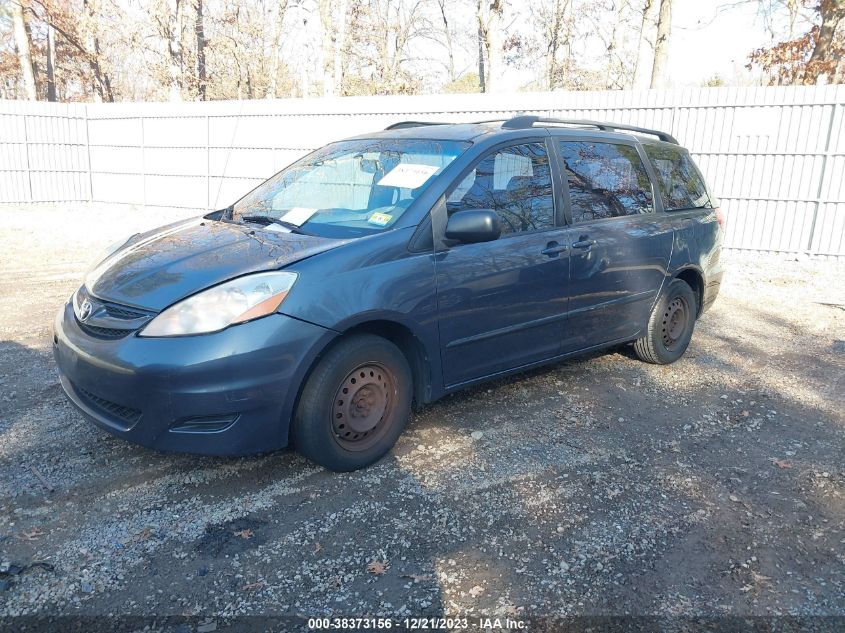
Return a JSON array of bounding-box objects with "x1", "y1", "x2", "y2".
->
[{"x1": 79, "y1": 299, "x2": 93, "y2": 321}]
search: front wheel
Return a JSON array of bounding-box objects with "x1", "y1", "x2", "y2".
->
[
  {"x1": 633, "y1": 278, "x2": 697, "y2": 365},
  {"x1": 292, "y1": 334, "x2": 412, "y2": 471}
]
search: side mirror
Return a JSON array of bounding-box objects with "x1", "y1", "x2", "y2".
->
[{"x1": 445, "y1": 209, "x2": 502, "y2": 244}]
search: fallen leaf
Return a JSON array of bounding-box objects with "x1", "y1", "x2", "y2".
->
[
  {"x1": 772, "y1": 459, "x2": 792, "y2": 469},
  {"x1": 233, "y1": 529, "x2": 254, "y2": 539},
  {"x1": 401, "y1": 574, "x2": 433, "y2": 583},
  {"x1": 751, "y1": 570, "x2": 771, "y2": 584},
  {"x1": 20, "y1": 527, "x2": 44, "y2": 540},
  {"x1": 242, "y1": 581, "x2": 264, "y2": 591},
  {"x1": 136, "y1": 527, "x2": 152, "y2": 541},
  {"x1": 367, "y1": 560, "x2": 388, "y2": 575},
  {"x1": 313, "y1": 542, "x2": 322, "y2": 554},
  {"x1": 468, "y1": 585, "x2": 485, "y2": 597}
]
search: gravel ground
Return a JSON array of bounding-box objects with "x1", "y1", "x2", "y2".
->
[{"x1": 0, "y1": 204, "x2": 843, "y2": 628}]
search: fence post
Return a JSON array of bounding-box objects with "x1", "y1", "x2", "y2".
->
[
  {"x1": 84, "y1": 105, "x2": 94, "y2": 202},
  {"x1": 22, "y1": 112, "x2": 33, "y2": 202},
  {"x1": 140, "y1": 116, "x2": 147, "y2": 207},
  {"x1": 805, "y1": 101, "x2": 838, "y2": 256},
  {"x1": 206, "y1": 114, "x2": 211, "y2": 210}
]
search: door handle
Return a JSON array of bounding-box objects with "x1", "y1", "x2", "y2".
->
[
  {"x1": 572, "y1": 238, "x2": 597, "y2": 250},
  {"x1": 541, "y1": 241, "x2": 568, "y2": 256}
]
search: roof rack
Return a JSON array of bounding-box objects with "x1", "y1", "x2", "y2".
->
[
  {"x1": 384, "y1": 121, "x2": 448, "y2": 130},
  {"x1": 383, "y1": 116, "x2": 678, "y2": 144},
  {"x1": 501, "y1": 115, "x2": 678, "y2": 144}
]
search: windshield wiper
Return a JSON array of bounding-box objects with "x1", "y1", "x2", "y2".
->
[{"x1": 240, "y1": 215, "x2": 310, "y2": 235}]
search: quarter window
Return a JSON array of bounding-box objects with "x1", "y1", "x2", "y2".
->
[
  {"x1": 559, "y1": 141, "x2": 654, "y2": 222},
  {"x1": 446, "y1": 142, "x2": 555, "y2": 235},
  {"x1": 644, "y1": 144, "x2": 712, "y2": 211}
]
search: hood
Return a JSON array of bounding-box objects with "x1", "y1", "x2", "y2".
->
[{"x1": 87, "y1": 218, "x2": 343, "y2": 311}]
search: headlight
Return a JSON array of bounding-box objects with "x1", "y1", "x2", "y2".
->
[{"x1": 139, "y1": 271, "x2": 297, "y2": 337}]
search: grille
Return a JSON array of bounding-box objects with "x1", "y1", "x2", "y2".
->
[
  {"x1": 77, "y1": 322, "x2": 133, "y2": 339},
  {"x1": 76, "y1": 386, "x2": 142, "y2": 427},
  {"x1": 103, "y1": 302, "x2": 151, "y2": 320},
  {"x1": 73, "y1": 287, "x2": 155, "y2": 338}
]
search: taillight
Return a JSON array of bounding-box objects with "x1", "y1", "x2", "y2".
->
[{"x1": 714, "y1": 207, "x2": 725, "y2": 230}]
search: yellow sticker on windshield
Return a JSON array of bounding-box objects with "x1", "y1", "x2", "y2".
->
[{"x1": 368, "y1": 212, "x2": 393, "y2": 227}]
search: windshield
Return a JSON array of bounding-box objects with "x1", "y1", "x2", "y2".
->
[{"x1": 232, "y1": 139, "x2": 470, "y2": 238}]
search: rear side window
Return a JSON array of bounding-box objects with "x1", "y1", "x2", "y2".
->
[
  {"x1": 447, "y1": 142, "x2": 555, "y2": 235},
  {"x1": 559, "y1": 141, "x2": 654, "y2": 223},
  {"x1": 644, "y1": 144, "x2": 712, "y2": 211}
]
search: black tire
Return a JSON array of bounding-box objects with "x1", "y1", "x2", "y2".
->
[
  {"x1": 292, "y1": 334, "x2": 412, "y2": 471},
  {"x1": 633, "y1": 278, "x2": 697, "y2": 365}
]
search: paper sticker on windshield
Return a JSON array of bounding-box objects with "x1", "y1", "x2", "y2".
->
[
  {"x1": 377, "y1": 163, "x2": 438, "y2": 189},
  {"x1": 280, "y1": 207, "x2": 317, "y2": 226},
  {"x1": 368, "y1": 212, "x2": 393, "y2": 227}
]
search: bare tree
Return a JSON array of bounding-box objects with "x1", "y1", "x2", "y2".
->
[
  {"x1": 540, "y1": 0, "x2": 572, "y2": 90},
  {"x1": 332, "y1": 0, "x2": 348, "y2": 94},
  {"x1": 11, "y1": 0, "x2": 37, "y2": 99},
  {"x1": 195, "y1": 0, "x2": 206, "y2": 100},
  {"x1": 266, "y1": 0, "x2": 290, "y2": 98},
  {"x1": 166, "y1": 0, "x2": 184, "y2": 101},
  {"x1": 650, "y1": 0, "x2": 671, "y2": 88},
  {"x1": 436, "y1": 0, "x2": 458, "y2": 82},
  {"x1": 633, "y1": 0, "x2": 657, "y2": 88},
  {"x1": 45, "y1": 21, "x2": 56, "y2": 100},
  {"x1": 477, "y1": 0, "x2": 504, "y2": 92}
]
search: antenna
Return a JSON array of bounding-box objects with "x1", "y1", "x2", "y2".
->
[{"x1": 214, "y1": 99, "x2": 245, "y2": 209}]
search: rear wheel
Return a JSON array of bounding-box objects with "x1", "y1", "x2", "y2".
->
[
  {"x1": 292, "y1": 334, "x2": 412, "y2": 471},
  {"x1": 633, "y1": 278, "x2": 697, "y2": 365}
]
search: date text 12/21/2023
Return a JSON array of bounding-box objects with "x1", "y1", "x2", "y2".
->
[{"x1": 307, "y1": 616, "x2": 527, "y2": 630}]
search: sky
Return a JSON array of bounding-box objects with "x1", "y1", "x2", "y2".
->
[
  {"x1": 492, "y1": 0, "x2": 796, "y2": 91},
  {"x1": 669, "y1": 0, "x2": 777, "y2": 85}
]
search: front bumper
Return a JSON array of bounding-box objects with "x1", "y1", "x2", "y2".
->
[{"x1": 53, "y1": 301, "x2": 335, "y2": 455}]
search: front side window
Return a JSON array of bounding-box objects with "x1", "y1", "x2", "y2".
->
[
  {"x1": 446, "y1": 142, "x2": 555, "y2": 235},
  {"x1": 232, "y1": 139, "x2": 469, "y2": 238},
  {"x1": 559, "y1": 141, "x2": 654, "y2": 223},
  {"x1": 644, "y1": 144, "x2": 712, "y2": 211}
]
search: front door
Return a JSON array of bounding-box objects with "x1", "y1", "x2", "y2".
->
[{"x1": 434, "y1": 140, "x2": 570, "y2": 387}]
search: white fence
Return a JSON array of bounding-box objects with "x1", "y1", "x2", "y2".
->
[{"x1": 1, "y1": 86, "x2": 844, "y2": 257}]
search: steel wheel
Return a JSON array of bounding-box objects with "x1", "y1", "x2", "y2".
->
[
  {"x1": 331, "y1": 363, "x2": 395, "y2": 451},
  {"x1": 661, "y1": 296, "x2": 689, "y2": 351}
]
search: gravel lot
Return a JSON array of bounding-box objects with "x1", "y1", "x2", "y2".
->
[{"x1": 0, "y1": 204, "x2": 843, "y2": 628}]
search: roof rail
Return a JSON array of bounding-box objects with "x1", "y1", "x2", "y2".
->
[
  {"x1": 384, "y1": 120, "x2": 448, "y2": 130},
  {"x1": 501, "y1": 115, "x2": 678, "y2": 144}
]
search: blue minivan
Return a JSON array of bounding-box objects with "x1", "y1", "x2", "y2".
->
[{"x1": 54, "y1": 117, "x2": 724, "y2": 471}]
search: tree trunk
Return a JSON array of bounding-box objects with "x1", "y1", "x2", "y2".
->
[
  {"x1": 477, "y1": 0, "x2": 486, "y2": 93},
  {"x1": 650, "y1": 0, "x2": 672, "y2": 89},
  {"x1": 633, "y1": 0, "x2": 657, "y2": 88},
  {"x1": 11, "y1": 0, "x2": 37, "y2": 100},
  {"x1": 484, "y1": 0, "x2": 504, "y2": 92},
  {"x1": 333, "y1": 0, "x2": 348, "y2": 95},
  {"x1": 82, "y1": 0, "x2": 114, "y2": 102},
  {"x1": 168, "y1": 0, "x2": 183, "y2": 101},
  {"x1": 266, "y1": 1, "x2": 288, "y2": 98},
  {"x1": 437, "y1": 0, "x2": 457, "y2": 82},
  {"x1": 805, "y1": 0, "x2": 845, "y2": 84},
  {"x1": 319, "y1": 0, "x2": 335, "y2": 96},
  {"x1": 46, "y1": 23, "x2": 57, "y2": 101},
  {"x1": 196, "y1": 0, "x2": 206, "y2": 100},
  {"x1": 606, "y1": 0, "x2": 628, "y2": 88}
]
